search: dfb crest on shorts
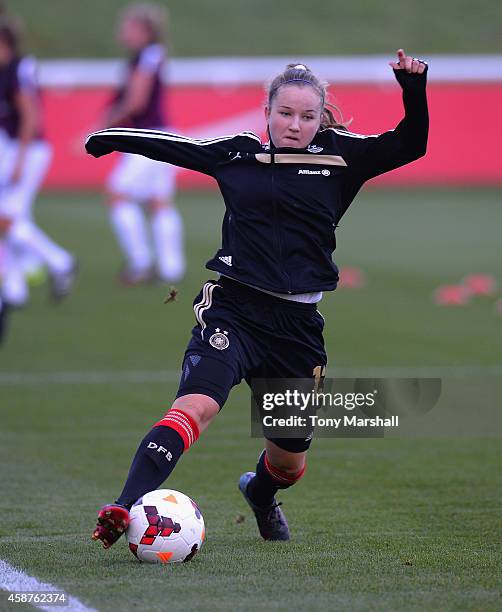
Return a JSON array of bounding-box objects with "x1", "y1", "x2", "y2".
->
[{"x1": 209, "y1": 328, "x2": 229, "y2": 350}]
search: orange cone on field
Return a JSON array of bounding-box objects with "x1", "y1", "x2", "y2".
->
[
  {"x1": 433, "y1": 284, "x2": 470, "y2": 306},
  {"x1": 338, "y1": 266, "x2": 366, "y2": 289},
  {"x1": 462, "y1": 273, "x2": 497, "y2": 296}
]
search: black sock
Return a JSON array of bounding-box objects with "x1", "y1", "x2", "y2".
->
[
  {"x1": 246, "y1": 451, "x2": 280, "y2": 508},
  {"x1": 116, "y1": 426, "x2": 184, "y2": 509}
]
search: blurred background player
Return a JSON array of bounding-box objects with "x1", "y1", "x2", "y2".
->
[
  {"x1": 0, "y1": 15, "x2": 76, "y2": 306},
  {"x1": 98, "y1": 3, "x2": 185, "y2": 285}
]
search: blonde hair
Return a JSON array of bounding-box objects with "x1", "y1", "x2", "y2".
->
[
  {"x1": 267, "y1": 63, "x2": 351, "y2": 131},
  {"x1": 119, "y1": 2, "x2": 168, "y2": 43}
]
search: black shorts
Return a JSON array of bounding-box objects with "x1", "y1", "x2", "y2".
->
[{"x1": 176, "y1": 277, "x2": 328, "y2": 452}]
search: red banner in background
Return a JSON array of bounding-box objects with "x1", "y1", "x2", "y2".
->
[{"x1": 44, "y1": 83, "x2": 502, "y2": 190}]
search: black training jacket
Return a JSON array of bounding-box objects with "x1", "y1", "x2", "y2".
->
[{"x1": 86, "y1": 68, "x2": 428, "y2": 294}]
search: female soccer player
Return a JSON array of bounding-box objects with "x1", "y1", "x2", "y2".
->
[
  {"x1": 87, "y1": 50, "x2": 428, "y2": 545},
  {"x1": 0, "y1": 16, "x2": 76, "y2": 306},
  {"x1": 99, "y1": 3, "x2": 185, "y2": 285}
]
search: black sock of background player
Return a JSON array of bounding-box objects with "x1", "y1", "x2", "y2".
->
[
  {"x1": 246, "y1": 451, "x2": 280, "y2": 507},
  {"x1": 0, "y1": 299, "x2": 8, "y2": 344},
  {"x1": 115, "y1": 426, "x2": 184, "y2": 509}
]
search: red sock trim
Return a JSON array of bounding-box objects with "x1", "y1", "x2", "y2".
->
[
  {"x1": 153, "y1": 408, "x2": 200, "y2": 451},
  {"x1": 264, "y1": 453, "x2": 306, "y2": 485}
]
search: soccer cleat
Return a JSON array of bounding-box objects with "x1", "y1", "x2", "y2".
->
[
  {"x1": 117, "y1": 264, "x2": 155, "y2": 286},
  {"x1": 238, "y1": 472, "x2": 290, "y2": 541},
  {"x1": 50, "y1": 259, "x2": 78, "y2": 303},
  {"x1": 92, "y1": 504, "x2": 130, "y2": 549}
]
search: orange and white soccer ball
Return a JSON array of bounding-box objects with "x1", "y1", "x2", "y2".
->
[{"x1": 126, "y1": 489, "x2": 205, "y2": 564}]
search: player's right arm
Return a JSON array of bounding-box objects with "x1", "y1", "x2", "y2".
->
[
  {"x1": 9, "y1": 58, "x2": 41, "y2": 184},
  {"x1": 104, "y1": 44, "x2": 163, "y2": 128},
  {"x1": 85, "y1": 128, "x2": 261, "y2": 176}
]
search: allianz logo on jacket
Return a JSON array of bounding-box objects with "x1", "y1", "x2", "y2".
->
[{"x1": 298, "y1": 169, "x2": 331, "y2": 176}]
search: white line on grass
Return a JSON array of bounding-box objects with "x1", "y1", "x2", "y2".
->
[
  {"x1": 0, "y1": 365, "x2": 502, "y2": 386},
  {"x1": 0, "y1": 370, "x2": 180, "y2": 385},
  {"x1": 0, "y1": 558, "x2": 97, "y2": 611}
]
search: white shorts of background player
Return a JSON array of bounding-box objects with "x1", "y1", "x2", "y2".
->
[
  {"x1": 0, "y1": 138, "x2": 52, "y2": 220},
  {"x1": 108, "y1": 150, "x2": 177, "y2": 202}
]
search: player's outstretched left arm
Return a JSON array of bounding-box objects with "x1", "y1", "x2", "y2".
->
[
  {"x1": 339, "y1": 49, "x2": 429, "y2": 181},
  {"x1": 388, "y1": 47, "x2": 429, "y2": 159}
]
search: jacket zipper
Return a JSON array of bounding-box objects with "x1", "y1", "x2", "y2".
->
[{"x1": 271, "y1": 155, "x2": 292, "y2": 293}]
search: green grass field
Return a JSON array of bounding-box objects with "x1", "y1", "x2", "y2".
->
[
  {"x1": 1, "y1": 188, "x2": 502, "y2": 611},
  {"x1": 7, "y1": 0, "x2": 502, "y2": 57}
]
